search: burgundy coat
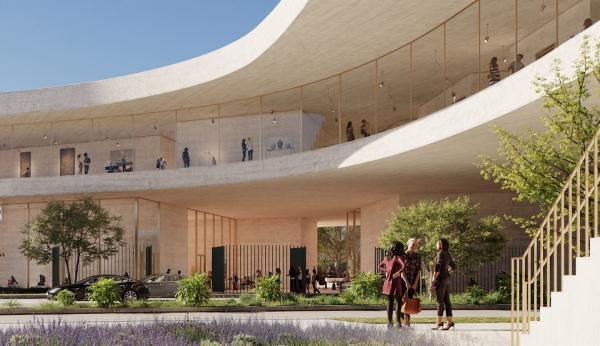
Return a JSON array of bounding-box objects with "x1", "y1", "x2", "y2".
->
[{"x1": 379, "y1": 255, "x2": 406, "y2": 298}]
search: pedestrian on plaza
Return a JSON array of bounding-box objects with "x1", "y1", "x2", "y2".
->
[
  {"x1": 296, "y1": 266, "x2": 304, "y2": 294},
  {"x1": 400, "y1": 238, "x2": 422, "y2": 327},
  {"x1": 431, "y1": 238, "x2": 457, "y2": 330},
  {"x1": 379, "y1": 241, "x2": 406, "y2": 329},
  {"x1": 288, "y1": 265, "x2": 297, "y2": 293},
  {"x1": 311, "y1": 268, "x2": 320, "y2": 294}
]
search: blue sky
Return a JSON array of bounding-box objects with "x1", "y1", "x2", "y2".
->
[{"x1": 0, "y1": 1, "x2": 280, "y2": 92}]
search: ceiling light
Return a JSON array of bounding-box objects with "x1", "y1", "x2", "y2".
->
[
  {"x1": 272, "y1": 117, "x2": 277, "y2": 124},
  {"x1": 330, "y1": 108, "x2": 336, "y2": 113},
  {"x1": 378, "y1": 81, "x2": 384, "y2": 88},
  {"x1": 484, "y1": 36, "x2": 489, "y2": 43},
  {"x1": 503, "y1": 57, "x2": 507, "y2": 63},
  {"x1": 53, "y1": 140, "x2": 58, "y2": 145},
  {"x1": 153, "y1": 125, "x2": 158, "y2": 130},
  {"x1": 392, "y1": 105, "x2": 397, "y2": 112},
  {"x1": 115, "y1": 142, "x2": 120, "y2": 148},
  {"x1": 43, "y1": 134, "x2": 47, "y2": 140},
  {"x1": 211, "y1": 118, "x2": 215, "y2": 124},
  {"x1": 540, "y1": 0, "x2": 546, "y2": 12}
]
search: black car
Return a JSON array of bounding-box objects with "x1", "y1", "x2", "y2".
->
[{"x1": 47, "y1": 274, "x2": 149, "y2": 301}]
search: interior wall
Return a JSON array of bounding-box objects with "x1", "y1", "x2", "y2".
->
[{"x1": 159, "y1": 203, "x2": 188, "y2": 275}]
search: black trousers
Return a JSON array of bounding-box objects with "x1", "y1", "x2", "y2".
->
[
  {"x1": 312, "y1": 281, "x2": 320, "y2": 294},
  {"x1": 183, "y1": 160, "x2": 190, "y2": 168},
  {"x1": 435, "y1": 278, "x2": 453, "y2": 317},
  {"x1": 84, "y1": 165, "x2": 90, "y2": 174},
  {"x1": 248, "y1": 150, "x2": 253, "y2": 160},
  {"x1": 242, "y1": 150, "x2": 246, "y2": 161},
  {"x1": 386, "y1": 294, "x2": 402, "y2": 324}
]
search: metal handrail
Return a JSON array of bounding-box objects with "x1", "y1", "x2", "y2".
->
[{"x1": 511, "y1": 126, "x2": 600, "y2": 345}]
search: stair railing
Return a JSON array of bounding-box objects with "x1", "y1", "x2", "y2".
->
[{"x1": 511, "y1": 127, "x2": 600, "y2": 345}]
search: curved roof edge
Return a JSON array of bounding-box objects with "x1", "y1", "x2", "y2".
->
[{"x1": 0, "y1": 0, "x2": 308, "y2": 114}]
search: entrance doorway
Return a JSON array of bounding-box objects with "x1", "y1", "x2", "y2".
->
[{"x1": 59, "y1": 148, "x2": 76, "y2": 176}]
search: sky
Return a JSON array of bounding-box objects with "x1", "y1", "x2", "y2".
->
[{"x1": 0, "y1": 1, "x2": 280, "y2": 92}]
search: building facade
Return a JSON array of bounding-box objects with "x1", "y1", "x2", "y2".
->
[{"x1": 0, "y1": 0, "x2": 598, "y2": 288}]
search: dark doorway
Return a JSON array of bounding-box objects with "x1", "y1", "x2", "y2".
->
[
  {"x1": 212, "y1": 246, "x2": 225, "y2": 292},
  {"x1": 59, "y1": 148, "x2": 76, "y2": 176},
  {"x1": 19, "y1": 152, "x2": 31, "y2": 177}
]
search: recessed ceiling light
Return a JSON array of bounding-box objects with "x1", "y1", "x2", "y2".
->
[{"x1": 378, "y1": 81, "x2": 384, "y2": 88}]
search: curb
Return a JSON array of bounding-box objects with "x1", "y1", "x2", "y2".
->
[{"x1": 0, "y1": 304, "x2": 510, "y2": 315}]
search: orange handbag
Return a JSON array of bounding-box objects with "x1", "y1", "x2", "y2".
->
[{"x1": 401, "y1": 297, "x2": 421, "y2": 315}]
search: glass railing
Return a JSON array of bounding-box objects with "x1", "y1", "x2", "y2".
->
[{"x1": 0, "y1": 0, "x2": 593, "y2": 179}]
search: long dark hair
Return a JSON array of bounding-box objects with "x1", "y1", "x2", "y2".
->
[
  {"x1": 387, "y1": 240, "x2": 405, "y2": 257},
  {"x1": 439, "y1": 238, "x2": 449, "y2": 251}
]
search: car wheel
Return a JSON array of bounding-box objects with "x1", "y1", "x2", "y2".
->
[{"x1": 123, "y1": 289, "x2": 138, "y2": 301}]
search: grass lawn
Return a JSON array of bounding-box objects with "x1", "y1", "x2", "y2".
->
[{"x1": 333, "y1": 316, "x2": 512, "y2": 324}]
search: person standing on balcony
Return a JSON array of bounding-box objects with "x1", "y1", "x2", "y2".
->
[
  {"x1": 241, "y1": 138, "x2": 247, "y2": 162},
  {"x1": 182, "y1": 147, "x2": 190, "y2": 168},
  {"x1": 247, "y1": 137, "x2": 254, "y2": 161},
  {"x1": 508, "y1": 54, "x2": 524, "y2": 75},
  {"x1": 400, "y1": 238, "x2": 421, "y2": 327},
  {"x1": 488, "y1": 57, "x2": 501, "y2": 85},
  {"x1": 22, "y1": 167, "x2": 30, "y2": 178},
  {"x1": 360, "y1": 119, "x2": 371, "y2": 137},
  {"x1": 346, "y1": 121, "x2": 355, "y2": 142},
  {"x1": 431, "y1": 238, "x2": 457, "y2": 331},
  {"x1": 83, "y1": 153, "x2": 91, "y2": 174},
  {"x1": 379, "y1": 241, "x2": 406, "y2": 329},
  {"x1": 77, "y1": 154, "x2": 83, "y2": 175}
]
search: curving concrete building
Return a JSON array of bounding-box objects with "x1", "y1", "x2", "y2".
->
[{"x1": 0, "y1": 0, "x2": 598, "y2": 289}]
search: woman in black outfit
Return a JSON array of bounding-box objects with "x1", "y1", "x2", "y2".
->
[{"x1": 431, "y1": 238, "x2": 457, "y2": 330}]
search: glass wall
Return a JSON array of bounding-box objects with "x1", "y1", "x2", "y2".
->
[{"x1": 1, "y1": 0, "x2": 594, "y2": 179}]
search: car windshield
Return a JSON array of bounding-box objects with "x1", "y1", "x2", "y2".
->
[{"x1": 144, "y1": 275, "x2": 165, "y2": 283}]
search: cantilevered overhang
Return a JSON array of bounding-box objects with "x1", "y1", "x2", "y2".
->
[
  {"x1": 0, "y1": 25, "x2": 594, "y2": 221},
  {"x1": 0, "y1": 0, "x2": 473, "y2": 123}
]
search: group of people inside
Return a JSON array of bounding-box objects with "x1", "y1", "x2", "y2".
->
[
  {"x1": 379, "y1": 238, "x2": 456, "y2": 330},
  {"x1": 346, "y1": 119, "x2": 371, "y2": 142}
]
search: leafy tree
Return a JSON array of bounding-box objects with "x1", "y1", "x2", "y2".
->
[
  {"x1": 379, "y1": 196, "x2": 506, "y2": 290},
  {"x1": 20, "y1": 197, "x2": 125, "y2": 284},
  {"x1": 478, "y1": 38, "x2": 600, "y2": 236},
  {"x1": 317, "y1": 226, "x2": 360, "y2": 276}
]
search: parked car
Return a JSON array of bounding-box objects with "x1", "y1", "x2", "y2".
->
[
  {"x1": 47, "y1": 274, "x2": 149, "y2": 301},
  {"x1": 143, "y1": 273, "x2": 184, "y2": 298}
]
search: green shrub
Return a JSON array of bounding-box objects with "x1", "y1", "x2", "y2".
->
[
  {"x1": 3, "y1": 299, "x2": 21, "y2": 309},
  {"x1": 480, "y1": 291, "x2": 506, "y2": 305},
  {"x1": 348, "y1": 272, "x2": 382, "y2": 299},
  {"x1": 339, "y1": 290, "x2": 357, "y2": 304},
  {"x1": 88, "y1": 278, "x2": 120, "y2": 308},
  {"x1": 176, "y1": 273, "x2": 212, "y2": 307},
  {"x1": 56, "y1": 289, "x2": 76, "y2": 306},
  {"x1": 253, "y1": 274, "x2": 281, "y2": 302},
  {"x1": 464, "y1": 285, "x2": 486, "y2": 304},
  {"x1": 239, "y1": 293, "x2": 254, "y2": 305}
]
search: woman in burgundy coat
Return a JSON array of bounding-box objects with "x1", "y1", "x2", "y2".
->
[{"x1": 379, "y1": 241, "x2": 406, "y2": 328}]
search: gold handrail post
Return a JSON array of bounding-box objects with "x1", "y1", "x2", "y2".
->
[
  {"x1": 594, "y1": 139, "x2": 598, "y2": 238},
  {"x1": 533, "y1": 235, "x2": 538, "y2": 317},
  {"x1": 585, "y1": 153, "x2": 590, "y2": 256},
  {"x1": 577, "y1": 168, "x2": 581, "y2": 260},
  {"x1": 511, "y1": 257, "x2": 516, "y2": 346},
  {"x1": 568, "y1": 181, "x2": 573, "y2": 275}
]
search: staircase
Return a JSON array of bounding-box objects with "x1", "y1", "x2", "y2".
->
[{"x1": 512, "y1": 127, "x2": 600, "y2": 345}]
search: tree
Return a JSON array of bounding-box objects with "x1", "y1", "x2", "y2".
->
[
  {"x1": 317, "y1": 226, "x2": 360, "y2": 276},
  {"x1": 20, "y1": 197, "x2": 125, "y2": 284},
  {"x1": 379, "y1": 196, "x2": 506, "y2": 291},
  {"x1": 478, "y1": 38, "x2": 600, "y2": 236}
]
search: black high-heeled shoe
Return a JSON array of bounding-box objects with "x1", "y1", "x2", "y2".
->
[
  {"x1": 442, "y1": 322, "x2": 455, "y2": 330},
  {"x1": 431, "y1": 323, "x2": 444, "y2": 330}
]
